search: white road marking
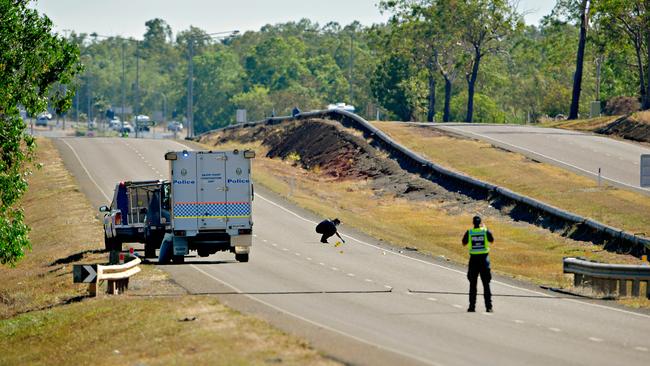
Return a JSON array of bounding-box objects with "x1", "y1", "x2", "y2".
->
[
  {"x1": 190, "y1": 265, "x2": 443, "y2": 366},
  {"x1": 295, "y1": 253, "x2": 301, "y2": 256},
  {"x1": 365, "y1": 279, "x2": 373, "y2": 283},
  {"x1": 437, "y1": 126, "x2": 646, "y2": 192},
  {"x1": 271, "y1": 243, "x2": 277, "y2": 247},
  {"x1": 319, "y1": 262, "x2": 325, "y2": 266},
  {"x1": 426, "y1": 297, "x2": 437, "y2": 302},
  {"x1": 60, "y1": 139, "x2": 110, "y2": 201},
  {"x1": 514, "y1": 320, "x2": 524, "y2": 324},
  {"x1": 634, "y1": 346, "x2": 648, "y2": 352},
  {"x1": 347, "y1": 273, "x2": 355, "y2": 277},
  {"x1": 282, "y1": 248, "x2": 289, "y2": 252},
  {"x1": 548, "y1": 327, "x2": 561, "y2": 332},
  {"x1": 306, "y1": 257, "x2": 312, "y2": 261},
  {"x1": 262, "y1": 239, "x2": 267, "y2": 242},
  {"x1": 255, "y1": 193, "x2": 650, "y2": 319},
  {"x1": 482, "y1": 312, "x2": 493, "y2": 316},
  {"x1": 589, "y1": 337, "x2": 604, "y2": 343},
  {"x1": 253, "y1": 234, "x2": 257, "y2": 237},
  {"x1": 331, "y1": 267, "x2": 339, "y2": 271},
  {"x1": 452, "y1": 304, "x2": 463, "y2": 309},
  {"x1": 384, "y1": 285, "x2": 392, "y2": 289}
]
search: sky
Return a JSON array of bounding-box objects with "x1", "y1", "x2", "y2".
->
[{"x1": 33, "y1": 0, "x2": 557, "y2": 39}]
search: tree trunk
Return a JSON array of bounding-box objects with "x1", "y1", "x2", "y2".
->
[
  {"x1": 427, "y1": 72, "x2": 436, "y2": 122},
  {"x1": 645, "y1": 29, "x2": 650, "y2": 110},
  {"x1": 568, "y1": 0, "x2": 589, "y2": 120},
  {"x1": 465, "y1": 51, "x2": 481, "y2": 123},
  {"x1": 634, "y1": 40, "x2": 646, "y2": 107},
  {"x1": 443, "y1": 76, "x2": 452, "y2": 122}
]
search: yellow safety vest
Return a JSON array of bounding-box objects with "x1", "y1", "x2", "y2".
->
[{"x1": 468, "y1": 227, "x2": 490, "y2": 255}]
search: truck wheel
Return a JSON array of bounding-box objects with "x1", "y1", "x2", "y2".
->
[
  {"x1": 104, "y1": 235, "x2": 113, "y2": 252},
  {"x1": 144, "y1": 243, "x2": 156, "y2": 258},
  {"x1": 172, "y1": 255, "x2": 185, "y2": 264},
  {"x1": 235, "y1": 253, "x2": 249, "y2": 263}
]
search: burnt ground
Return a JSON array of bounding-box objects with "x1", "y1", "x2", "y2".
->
[
  {"x1": 200, "y1": 119, "x2": 496, "y2": 217},
  {"x1": 597, "y1": 114, "x2": 650, "y2": 144}
]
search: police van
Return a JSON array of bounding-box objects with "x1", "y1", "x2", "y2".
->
[{"x1": 163, "y1": 149, "x2": 255, "y2": 263}]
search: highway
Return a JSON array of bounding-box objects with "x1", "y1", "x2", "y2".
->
[
  {"x1": 425, "y1": 123, "x2": 650, "y2": 194},
  {"x1": 55, "y1": 137, "x2": 650, "y2": 366}
]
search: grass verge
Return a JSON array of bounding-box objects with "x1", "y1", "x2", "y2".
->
[
  {"x1": 0, "y1": 138, "x2": 338, "y2": 365},
  {"x1": 372, "y1": 122, "x2": 650, "y2": 236}
]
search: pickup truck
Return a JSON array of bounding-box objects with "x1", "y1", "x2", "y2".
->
[{"x1": 99, "y1": 180, "x2": 170, "y2": 257}]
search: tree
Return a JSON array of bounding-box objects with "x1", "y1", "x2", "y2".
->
[
  {"x1": 596, "y1": 0, "x2": 649, "y2": 108},
  {"x1": 371, "y1": 53, "x2": 417, "y2": 121},
  {"x1": 231, "y1": 85, "x2": 273, "y2": 121},
  {"x1": 555, "y1": 0, "x2": 593, "y2": 119},
  {"x1": 458, "y1": 0, "x2": 522, "y2": 122},
  {"x1": 0, "y1": 1, "x2": 80, "y2": 265}
]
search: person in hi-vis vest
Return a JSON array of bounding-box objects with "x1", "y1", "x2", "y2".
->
[{"x1": 462, "y1": 216, "x2": 494, "y2": 312}]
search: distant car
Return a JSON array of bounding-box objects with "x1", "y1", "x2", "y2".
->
[
  {"x1": 167, "y1": 121, "x2": 183, "y2": 132},
  {"x1": 35, "y1": 116, "x2": 48, "y2": 127},
  {"x1": 327, "y1": 102, "x2": 356, "y2": 113},
  {"x1": 120, "y1": 122, "x2": 133, "y2": 133},
  {"x1": 109, "y1": 119, "x2": 121, "y2": 131},
  {"x1": 134, "y1": 115, "x2": 152, "y2": 132}
]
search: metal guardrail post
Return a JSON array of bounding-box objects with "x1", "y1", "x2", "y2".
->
[{"x1": 563, "y1": 257, "x2": 650, "y2": 299}]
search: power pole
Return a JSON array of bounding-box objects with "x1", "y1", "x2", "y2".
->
[
  {"x1": 135, "y1": 42, "x2": 140, "y2": 138},
  {"x1": 187, "y1": 40, "x2": 194, "y2": 138},
  {"x1": 349, "y1": 32, "x2": 354, "y2": 104},
  {"x1": 121, "y1": 42, "x2": 126, "y2": 131}
]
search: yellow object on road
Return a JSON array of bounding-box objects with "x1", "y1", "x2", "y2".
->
[{"x1": 335, "y1": 242, "x2": 342, "y2": 247}]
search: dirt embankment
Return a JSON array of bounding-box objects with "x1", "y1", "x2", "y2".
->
[
  {"x1": 201, "y1": 119, "x2": 495, "y2": 215},
  {"x1": 596, "y1": 112, "x2": 650, "y2": 144}
]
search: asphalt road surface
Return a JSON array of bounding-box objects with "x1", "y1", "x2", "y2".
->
[
  {"x1": 55, "y1": 137, "x2": 650, "y2": 366},
  {"x1": 424, "y1": 123, "x2": 650, "y2": 194}
]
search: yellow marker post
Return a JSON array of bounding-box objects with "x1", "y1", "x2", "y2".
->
[{"x1": 335, "y1": 242, "x2": 342, "y2": 248}]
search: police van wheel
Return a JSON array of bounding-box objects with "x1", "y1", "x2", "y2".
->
[
  {"x1": 172, "y1": 255, "x2": 185, "y2": 264},
  {"x1": 144, "y1": 243, "x2": 156, "y2": 258},
  {"x1": 235, "y1": 253, "x2": 249, "y2": 263}
]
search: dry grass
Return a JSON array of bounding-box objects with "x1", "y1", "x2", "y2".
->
[
  {"x1": 539, "y1": 116, "x2": 619, "y2": 131},
  {"x1": 0, "y1": 138, "x2": 338, "y2": 366},
  {"x1": 0, "y1": 138, "x2": 105, "y2": 319},
  {"x1": 0, "y1": 296, "x2": 336, "y2": 366},
  {"x1": 199, "y1": 140, "x2": 645, "y2": 290},
  {"x1": 373, "y1": 122, "x2": 650, "y2": 235}
]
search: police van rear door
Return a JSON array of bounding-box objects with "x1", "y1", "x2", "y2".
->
[
  {"x1": 197, "y1": 151, "x2": 227, "y2": 230},
  {"x1": 225, "y1": 151, "x2": 252, "y2": 229},
  {"x1": 171, "y1": 151, "x2": 198, "y2": 232}
]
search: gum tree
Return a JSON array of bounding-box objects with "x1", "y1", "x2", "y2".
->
[{"x1": 0, "y1": 1, "x2": 80, "y2": 265}]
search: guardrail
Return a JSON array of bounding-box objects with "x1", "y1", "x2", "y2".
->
[
  {"x1": 98, "y1": 256, "x2": 141, "y2": 295},
  {"x1": 198, "y1": 109, "x2": 650, "y2": 259},
  {"x1": 75, "y1": 257, "x2": 141, "y2": 296},
  {"x1": 564, "y1": 257, "x2": 650, "y2": 299}
]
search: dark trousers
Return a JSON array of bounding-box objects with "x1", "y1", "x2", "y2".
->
[
  {"x1": 467, "y1": 254, "x2": 492, "y2": 309},
  {"x1": 320, "y1": 232, "x2": 334, "y2": 243}
]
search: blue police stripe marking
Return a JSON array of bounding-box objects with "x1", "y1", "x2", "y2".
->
[{"x1": 174, "y1": 203, "x2": 251, "y2": 218}]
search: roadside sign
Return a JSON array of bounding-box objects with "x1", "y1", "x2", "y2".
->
[
  {"x1": 642, "y1": 155, "x2": 650, "y2": 187},
  {"x1": 236, "y1": 109, "x2": 247, "y2": 123},
  {"x1": 73, "y1": 264, "x2": 97, "y2": 283}
]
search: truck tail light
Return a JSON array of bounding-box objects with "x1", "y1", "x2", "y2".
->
[
  {"x1": 115, "y1": 212, "x2": 122, "y2": 225},
  {"x1": 238, "y1": 229, "x2": 252, "y2": 235}
]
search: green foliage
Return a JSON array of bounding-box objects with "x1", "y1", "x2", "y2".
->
[
  {"x1": 0, "y1": 1, "x2": 80, "y2": 265},
  {"x1": 231, "y1": 85, "x2": 273, "y2": 121}
]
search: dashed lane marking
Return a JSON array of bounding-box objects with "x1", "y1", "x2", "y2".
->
[
  {"x1": 548, "y1": 327, "x2": 561, "y2": 332},
  {"x1": 634, "y1": 346, "x2": 648, "y2": 352},
  {"x1": 588, "y1": 337, "x2": 604, "y2": 343},
  {"x1": 365, "y1": 279, "x2": 373, "y2": 283},
  {"x1": 427, "y1": 297, "x2": 437, "y2": 302},
  {"x1": 306, "y1": 257, "x2": 312, "y2": 261},
  {"x1": 347, "y1": 273, "x2": 355, "y2": 277},
  {"x1": 255, "y1": 193, "x2": 650, "y2": 319},
  {"x1": 514, "y1": 320, "x2": 524, "y2": 324},
  {"x1": 452, "y1": 304, "x2": 463, "y2": 309},
  {"x1": 331, "y1": 267, "x2": 339, "y2": 271}
]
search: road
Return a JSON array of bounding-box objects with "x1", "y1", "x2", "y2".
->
[
  {"x1": 55, "y1": 137, "x2": 650, "y2": 366},
  {"x1": 424, "y1": 123, "x2": 650, "y2": 194}
]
